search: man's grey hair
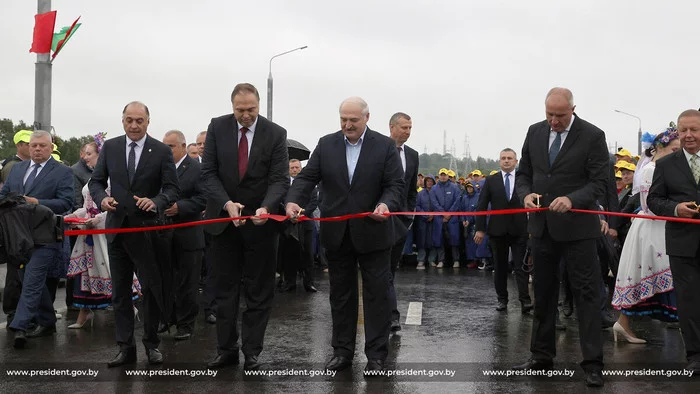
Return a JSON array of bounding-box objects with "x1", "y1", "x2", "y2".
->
[
  {"x1": 197, "y1": 130, "x2": 207, "y2": 139},
  {"x1": 30, "y1": 130, "x2": 52, "y2": 141},
  {"x1": 500, "y1": 148, "x2": 517, "y2": 159},
  {"x1": 164, "y1": 129, "x2": 186, "y2": 145},
  {"x1": 389, "y1": 112, "x2": 411, "y2": 125},
  {"x1": 545, "y1": 87, "x2": 575, "y2": 108},
  {"x1": 340, "y1": 97, "x2": 369, "y2": 116}
]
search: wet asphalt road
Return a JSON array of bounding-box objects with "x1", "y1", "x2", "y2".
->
[{"x1": 1, "y1": 265, "x2": 698, "y2": 393}]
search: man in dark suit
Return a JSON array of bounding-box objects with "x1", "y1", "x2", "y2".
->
[
  {"x1": 89, "y1": 102, "x2": 180, "y2": 367},
  {"x1": 387, "y1": 112, "x2": 419, "y2": 332},
  {"x1": 162, "y1": 130, "x2": 206, "y2": 340},
  {"x1": 1, "y1": 130, "x2": 73, "y2": 348},
  {"x1": 474, "y1": 148, "x2": 532, "y2": 314},
  {"x1": 285, "y1": 97, "x2": 404, "y2": 374},
  {"x1": 648, "y1": 109, "x2": 700, "y2": 373},
  {"x1": 513, "y1": 88, "x2": 609, "y2": 387},
  {"x1": 201, "y1": 83, "x2": 289, "y2": 371}
]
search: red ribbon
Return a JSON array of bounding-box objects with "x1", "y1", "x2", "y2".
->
[{"x1": 63, "y1": 207, "x2": 700, "y2": 236}]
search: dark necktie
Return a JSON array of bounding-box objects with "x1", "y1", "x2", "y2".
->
[
  {"x1": 23, "y1": 163, "x2": 40, "y2": 193},
  {"x1": 238, "y1": 127, "x2": 249, "y2": 178},
  {"x1": 504, "y1": 172, "x2": 511, "y2": 201},
  {"x1": 549, "y1": 132, "x2": 562, "y2": 167},
  {"x1": 128, "y1": 141, "x2": 137, "y2": 183},
  {"x1": 397, "y1": 146, "x2": 405, "y2": 173}
]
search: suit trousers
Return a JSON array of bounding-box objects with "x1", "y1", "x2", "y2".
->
[
  {"x1": 669, "y1": 252, "x2": 700, "y2": 362},
  {"x1": 389, "y1": 234, "x2": 408, "y2": 322},
  {"x1": 212, "y1": 223, "x2": 277, "y2": 357},
  {"x1": 109, "y1": 232, "x2": 161, "y2": 351},
  {"x1": 8, "y1": 243, "x2": 61, "y2": 331},
  {"x1": 172, "y1": 246, "x2": 203, "y2": 332},
  {"x1": 490, "y1": 234, "x2": 531, "y2": 304},
  {"x1": 280, "y1": 225, "x2": 314, "y2": 286},
  {"x1": 202, "y1": 232, "x2": 217, "y2": 316},
  {"x1": 2, "y1": 262, "x2": 21, "y2": 315},
  {"x1": 326, "y1": 228, "x2": 392, "y2": 361},
  {"x1": 530, "y1": 227, "x2": 603, "y2": 372}
]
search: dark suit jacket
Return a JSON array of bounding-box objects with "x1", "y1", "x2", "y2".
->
[
  {"x1": 201, "y1": 115, "x2": 289, "y2": 235},
  {"x1": 475, "y1": 171, "x2": 527, "y2": 237},
  {"x1": 0, "y1": 157, "x2": 74, "y2": 215},
  {"x1": 170, "y1": 155, "x2": 206, "y2": 251},
  {"x1": 392, "y1": 144, "x2": 419, "y2": 239},
  {"x1": 286, "y1": 128, "x2": 405, "y2": 253},
  {"x1": 515, "y1": 116, "x2": 609, "y2": 241},
  {"x1": 89, "y1": 135, "x2": 180, "y2": 243},
  {"x1": 647, "y1": 149, "x2": 700, "y2": 257}
]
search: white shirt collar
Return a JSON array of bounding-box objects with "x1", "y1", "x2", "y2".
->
[
  {"x1": 237, "y1": 117, "x2": 258, "y2": 134},
  {"x1": 344, "y1": 127, "x2": 367, "y2": 146},
  {"x1": 551, "y1": 115, "x2": 575, "y2": 133},
  {"x1": 501, "y1": 169, "x2": 515, "y2": 178},
  {"x1": 127, "y1": 134, "x2": 147, "y2": 148},
  {"x1": 683, "y1": 148, "x2": 699, "y2": 161},
  {"x1": 175, "y1": 154, "x2": 187, "y2": 169},
  {"x1": 31, "y1": 157, "x2": 51, "y2": 167}
]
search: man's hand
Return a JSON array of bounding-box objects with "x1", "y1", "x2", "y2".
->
[
  {"x1": 369, "y1": 203, "x2": 390, "y2": 222},
  {"x1": 224, "y1": 201, "x2": 246, "y2": 227},
  {"x1": 251, "y1": 207, "x2": 269, "y2": 226},
  {"x1": 608, "y1": 228, "x2": 618, "y2": 239},
  {"x1": 84, "y1": 218, "x2": 100, "y2": 229},
  {"x1": 474, "y1": 230, "x2": 485, "y2": 245},
  {"x1": 600, "y1": 219, "x2": 609, "y2": 235},
  {"x1": 164, "y1": 202, "x2": 179, "y2": 217},
  {"x1": 101, "y1": 197, "x2": 118, "y2": 212},
  {"x1": 286, "y1": 202, "x2": 304, "y2": 223},
  {"x1": 523, "y1": 193, "x2": 542, "y2": 209},
  {"x1": 133, "y1": 195, "x2": 155, "y2": 212},
  {"x1": 462, "y1": 220, "x2": 469, "y2": 227},
  {"x1": 676, "y1": 202, "x2": 700, "y2": 218},
  {"x1": 549, "y1": 196, "x2": 572, "y2": 213},
  {"x1": 443, "y1": 215, "x2": 450, "y2": 223},
  {"x1": 23, "y1": 196, "x2": 39, "y2": 204},
  {"x1": 426, "y1": 215, "x2": 433, "y2": 222}
]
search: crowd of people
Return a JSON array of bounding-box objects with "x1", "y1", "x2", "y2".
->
[{"x1": 1, "y1": 85, "x2": 699, "y2": 388}]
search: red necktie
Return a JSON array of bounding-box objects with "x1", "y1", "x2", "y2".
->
[{"x1": 238, "y1": 127, "x2": 249, "y2": 178}]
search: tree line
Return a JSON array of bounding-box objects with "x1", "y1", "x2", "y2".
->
[{"x1": 0, "y1": 118, "x2": 93, "y2": 166}]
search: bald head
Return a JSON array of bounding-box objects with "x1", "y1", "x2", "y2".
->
[
  {"x1": 545, "y1": 87, "x2": 575, "y2": 132},
  {"x1": 545, "y1": 87, "x2": 574, "y2": 108}
]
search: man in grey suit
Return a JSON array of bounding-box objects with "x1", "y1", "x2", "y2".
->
[
  {"x1": 513, "y1": 88, "x2": 609, "y2": 387},
  {"x1": 648, "y1": 109, "x2": 700, "y2": 373}
]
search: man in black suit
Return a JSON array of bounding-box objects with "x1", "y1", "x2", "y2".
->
[
  {"x1": 201, "y1": 83, "x2": 289, "y2": 371},
  {"x1": 474, "y1": 148, "x2": 532, "y2": 314},
  {"x1": 89, "y1": 101, "x2": 180, "y2": 367},
  {"x1": 387, "y1": 112, "x2": 419, "y2": 332},
  {"x1": 162, "y1": 130, "x2": 206, "y2": 340},
  {"x1": 648, "y1": 109, "x2": 700, "y2": 373},
  {"x1": 285, "y1": 97, "x2": 404, "y2": 374},
  {"x1": 513, "y1": 88, "x2": 609, "y2": 387}
]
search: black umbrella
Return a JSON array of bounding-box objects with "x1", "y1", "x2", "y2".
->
[{"x1": 287, "y1": 139, "x2": 311, "y2": 161}]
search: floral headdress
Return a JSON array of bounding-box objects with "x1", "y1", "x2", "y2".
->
[
  {"x1": 93, "y1": 131, "x2": 107, "y2": 152},
  {"x1": 641, "y1": 124, "x2": 678, "y2": 150}
]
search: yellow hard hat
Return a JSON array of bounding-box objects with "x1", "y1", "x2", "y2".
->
[
  {"x1": 470, "y1": 170, "x2": 482, "y2": 176},
  {"x1": 489, "y1": 170, "x2": 498, "y2": 175},
  {"x1": 615, "y1": 161, "x2": 636, "y2": 172},
  {"x1": 615, "y1": 170, "x2": 622, "y2": 179},
  {"x1": 438, "y1": 168, "x2": 449, "y2": 175},
  {"x1": 13, "y1": 130, "x2": 32, "y2": 145},
  {"x1": 447, "y1": 170, "x2": 456, "y2": 177},
  {"x1": 615, "y1": 148, "x2": 633, "y2": 158}
]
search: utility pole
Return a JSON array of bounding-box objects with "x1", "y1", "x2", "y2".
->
[
  {"x1": 35, "y1": 0, "x2": 52, "y2": 134},
  {"x1": 443, "y1": 130, "x2": 446, "y2": 155}
]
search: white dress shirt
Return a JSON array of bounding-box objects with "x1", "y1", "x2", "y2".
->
[
  {"x1": 237, "y1": 117, "x2": 258, "y2": 156},
  {"x1": 126, "y1": 134, "x2": 147, "y2": 170},
  {"x1": 175, "y1": 154, "x2": 186, "y2": 170},
  {"x1": 345, "y1": 128, "x2": 367, "y2": 183},
  {"x1": 549, "y1": 115, "x2": 575, "y2": 150}
]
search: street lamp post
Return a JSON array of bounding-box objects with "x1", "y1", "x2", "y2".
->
[
  {"x1": 614, "y1": 109, "x2": 642, "y2": 156},
  {"x1": 267, "y1": 45, "x2": 307, "y2": 122}
]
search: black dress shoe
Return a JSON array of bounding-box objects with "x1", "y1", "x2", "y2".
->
[
  {"x1": 147, "y1": 348, "x2": 164, "y2": 365},
  {"x1": 26, "y1": 324, "x2": 56, "y2": 338},
  {"x1": 207, "y1": 353, "x2": 239, "y2": 369},
  {"x1": 364, "y1": 359, "x2": 384, "y2": 376},
  {"x1": 512, "y1": 359, "x2": 553, "y2": 371},
  {"x1": 173, "y1": 329, "x2": 192, "y2": 340},
  {"x1": 521, "y1": 303, "x2": 534, "y2": 314},
  {"x1": 205, "y1": 313, "x2": 217, "y2": 324},
  {"x1": 585, "y1": 371, "x2": 604, "y2": 387},
  {"x1": 304, "y1": 282, "x2": 318, "y2": 293},
  {"x1": 390, "y1": 320, "x2": 402, "y2": 332},
  {"x1": 13, "y1": 330, "x2": 27, "y2": 349},
  {"x1": 562, "y1": 300, "x2": 574, "y2": 317},
  {"x1": 108, "y1": 348, "x2": 137, "y2": 367},
  {"x1": 325, "y1": 355, "x2": 352, "y2": 371},
  {"x1": 280, "y1": 284, "x2": 297, "y2": 292},
  {"x1": 157, "y1": 322, "x2": 171, "y2": 334},
  {"x1": 244, "y1": 355, "x2": 261, "y2": 371},
  {"x1": 685, "y1": 360, "x2": 700, "y2": 373},
  {"x1": 496, "y1": 302, "x2": 508, "y2": 312}
]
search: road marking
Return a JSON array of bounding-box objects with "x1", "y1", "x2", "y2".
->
[{"x1": 405, "y1": 301, "x2": 422, "y2": 325}]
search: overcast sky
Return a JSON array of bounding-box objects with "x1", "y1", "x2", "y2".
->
[{"x1": 2, "y1": 0, "x2": 698, "y2": 162}]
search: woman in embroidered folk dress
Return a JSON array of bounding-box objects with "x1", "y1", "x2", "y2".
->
[
  {"x1": 611, "y1": 128, "x2": 680, "y2": 343},
  {"x1": 65, "y1": 139, "x2": 141, "y2": 328}
]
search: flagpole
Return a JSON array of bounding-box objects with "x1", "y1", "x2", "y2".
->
[{"x1": 35, "y1": 0, "x2": 52, "y2": 134}]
